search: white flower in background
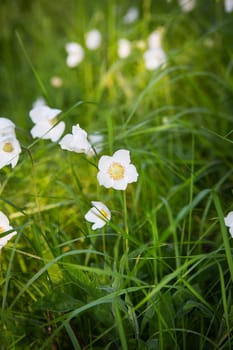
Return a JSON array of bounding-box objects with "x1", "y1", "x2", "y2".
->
[
  {"x1": 178, "y1": 0, "x2": 195, "y2": 12},
  {"x1": 148, "y1": 30, "x2": 163, "y2": 49},
  {"x1": 85, "y1": 29, "x2": 102, "y2": 50},
  {"x1": 59, "y1": 124, "x2": 92, "y2": 155},
  {"x1": 97, "y1": 149, "x2": 138, "y2": 190},
  {"x1": 224, "y1": 211, "x2": 233, "y2": 237},
  {"x1": 65, "y1": 42, "x2": 84, "y2": 67},
  {"x1": 123, "y1": 6, "x2": 139, "y2": 24},
  {"x1": 118, "y1": 38, "x2": 131, "y2": 59},
  {"x1": 32, "y1": 97, "x2": 47, "y2": 108},
  {"x1": 224, "y1": 0, "x2": 233, "y2": 12},
  {"x1": 0, "y1": 211, "x2": 17, "y2": 249},
  {"x1": 50, "y1": 76, "x2": 63, "y2": 88},
  {"x1": 85, "y1": 201, "x2": 111, "y2": 230},
  {"x1": 0, "y1": 136, "x2": 21, "y2": 169},
  {"x1": 143, "y1": 47, "x2": 166, "y2": 70},
  {"x1": 87, "y1": 133, "x2": 104, "y2": 156},
  {"x1": 29, "y1": 105, "x2": 65, "y2": 142},
  {"x1": 0, "y1": 118, "x2": 16, "y2": 138}
]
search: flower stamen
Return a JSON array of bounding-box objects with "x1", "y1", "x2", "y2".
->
[
  {"x1": 108, "y1": 162, "x2": 125, "y2": 180},
  {"x1": 3, "y1": 142, "x2": 14, "y2": 153}
]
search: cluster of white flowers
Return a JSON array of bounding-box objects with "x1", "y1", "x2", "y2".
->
[
  {"x1": 0, "y1": 211, "x2": 17, "y2": 250},
  {"x1": 0, "y1": 118, "x2": 21, "y2": 170},
  {"x1": 28, "y1": 99, "x2": 138, "y2": 231},
  {"x1": 65, "y1": 29, "x2": 102, "y2": 68},
  {"x1": 143, "y1": 29, "x2": 167, "y2": 71}
]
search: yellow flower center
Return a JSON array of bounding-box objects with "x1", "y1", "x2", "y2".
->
[
  {"x1": 49, "y1": 117, "x2": 58, "y2": 126},
  {"x1": 0, "y1": 227, "x2": 4, "y2": 233},
  {"x1": 108, "y1": 162, "x2": 125, "y2": 180},
  {"x1": 99, "y1": 209, "x2": 109, "y2": 220},
  {"x1": 3, "y1": 142, "x2": 14, "y2": 153}
]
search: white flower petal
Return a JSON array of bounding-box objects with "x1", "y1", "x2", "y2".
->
[
  {"x1": 229, "y1": 226, "x2": 233, "y2": 238},
  {"x1": 85, "y1": 29, "x2": 102, "y2": 50},
  {"x1": 112, "y1": 178, "x2": 128, "y2": 190},
  {"x1": 85, "y1": 201, "x2": 111, "y2": 230},
  {"x1": 0, "y1": 231, "x2": 17, "y2": 249},
  {"x1": 113, "y1": 149, "x2": 130, "y2": 166},
  {"x1": 47, "y1": 122, "x2": 65, "y2": 142},
  {"x1": 97, "y1": 171, "x2": 113, "y2": 188},
  {"x1": 0, "y1": 137, "x2": 21, "y2": 169},
  {"x1": 125, "y1": 164, "x2": 139, "y2": 183},
  {"x1": 0, "y1": 212, "x2": 10, "y2": 227},
  {"x1": 224, "y1": 212, "x2": 233, "y2": 227},
  {"x1": 98, "y1": 155, "x2": 113, "y2": 171},
  {"x1": 225, "y1": 0, "x2": 233, "y2": 12}
]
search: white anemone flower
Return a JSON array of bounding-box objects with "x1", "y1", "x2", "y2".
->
[
  {"x1": 0, "y1": 136, "x2": 21, "y2": 169},
  {"x1": 97, "y1": 149, "x2": 138, "y2": 190},
  {"x1": 178, "y1": 0, "x2": 195, "y2": 12},
  {"x1": 224, "y1": 211, "x2": 233, "y2": 238},
  {"x1": 0, "y1": 117, "x2": 16, "y2": 138},
  {"x1": 144, "y1": 46, "x2": 167, "y2": 70},
  {"x1": 85, "y1": 29, "x2": 102, "y2": 50},
  {"x1": 118, "y1": 38, "x2": 131, "y2": 59},
  {"x1": 144, "y1": 47, "x2": 166, "y2": 70},
  {"x1": 0, "y1": 211, "x2": 17, "y2": 249},
  {"x1": 59, "y1": 124, "x2": 92, "y2": 155},
  {"x1": 85, "y1": 201, "x2": 111, "y2": 230},
  {"x1": 123, "y1": 6, "x2": 139, "y2": 24},
  {"x1": 225, "y1": 0, "x2": 233, "y2": 12},
  {"x1": 65, "y1": 42, "x2": 84, "y2": 67},
  {"x1": 29, "y1": 105, "x2": 65, "y2": 142}
]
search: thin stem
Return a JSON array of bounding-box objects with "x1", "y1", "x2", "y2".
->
[{"x1": 123, "y1": 191, "x2": 129, "y2": 272}]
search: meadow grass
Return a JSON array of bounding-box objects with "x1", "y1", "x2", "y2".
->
[{"x1": 0, "y1": 0, "x2": 233, "y2": 349}]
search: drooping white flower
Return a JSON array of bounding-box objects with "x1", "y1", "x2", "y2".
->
[
  {"x1": 123, "y1": 6, "x2": 139, "y2": 24},
  {"x1": 65, "y1": 42, "x2": 84, "y2": 67},
  {"x1": 118, "y1": 38, "x2": 131, "y2": 59},
  {"x1": 224, "y1": 0, "x2": 233, "y2": 12},
  {"x1": 0, "y1": 118, "x2": 16, "y2": 138},
  {"x1": 85, "y1": 29, "x2": 102, "y2": 50},
  {"x1": 29, "y1": 105, "x2": 65, "y2": 142},
  {"x1": 59, "y1": 124, "x2": 92, "y2": 155},
  {"x1": 0, "y1": 211, "x2": 17, "y2": 249},
  {"x1": 85, "y1": 201, "x2": 111, "y2": 230},
  {"x1": 178, "y1": 0, "x2": 195, "y2": 12},
  {"x1": 97, "y1": 149, "x2": 138, "y2": 190},
  {"x1": 143, "y1": 47, "x2": 166, "y2": 70},
  {"x1": 0, "y1": 136, "x2": 21, "y2": 169},
  {"x1": 224, "y1": 211, "x2": 233, "y2": 238}
]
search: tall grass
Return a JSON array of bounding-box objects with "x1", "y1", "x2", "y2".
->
[{"x1": 1, "y1": 0, "x2": 233, "y2": 349}]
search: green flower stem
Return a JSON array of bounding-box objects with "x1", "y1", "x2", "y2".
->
[{"x1": 123, "y1": 191, "x2": 129, "y2": 271}]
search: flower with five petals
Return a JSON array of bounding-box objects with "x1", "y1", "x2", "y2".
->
[{"x1": 97, "y1": 149, "x2": 138, "y2": 190}]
